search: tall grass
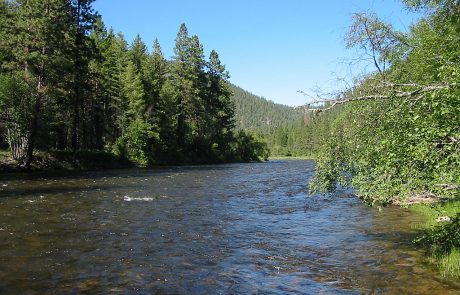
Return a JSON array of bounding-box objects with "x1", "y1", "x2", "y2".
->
[{"x1": 413, "y1": 200, "x2": 460, "y2": 278}]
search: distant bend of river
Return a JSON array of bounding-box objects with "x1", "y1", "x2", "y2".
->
[{"x1": 0, "y1": 160, "x2": 459, "y2": 294}]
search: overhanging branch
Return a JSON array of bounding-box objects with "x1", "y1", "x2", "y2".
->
[{"x1": 298, "y1": 83, "x2": 450, "y2": 112}]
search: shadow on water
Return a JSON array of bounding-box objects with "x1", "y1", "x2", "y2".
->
[
  {"x1": 0, "y1": 164, "x2": 247, "y2": 199},
  {"x1": 0, "y1": 160, "x2": 458, "y2": 294},
  {"x1": 0, "y1": 162, "x2": 247, "y2": 182}
]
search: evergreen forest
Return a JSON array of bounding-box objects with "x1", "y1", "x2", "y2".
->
[
  {"x1": 0, "y1": 0, "x2": 269, "y2": 168},
  {"x1": 230, "y1": 84, "x2": 314, "y2": 157}
]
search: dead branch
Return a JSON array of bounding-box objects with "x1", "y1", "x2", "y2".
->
[
  {"x1": 435, "y1": 184, "x2": 460, "y2": 191},
  {"x1": 297, "y1": 83, "x2": 450, "y2": 112}
]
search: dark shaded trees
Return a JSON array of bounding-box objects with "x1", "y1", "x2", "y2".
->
[
  {"x1": 68, "y1": 0, "x2": 98, "y2": 152},
  {"x1": 0, "y1": 0, "x2": 74, "y2": 167},
  {"x1": 1, "y1": 13, "x2": 268, "y2": 166}
]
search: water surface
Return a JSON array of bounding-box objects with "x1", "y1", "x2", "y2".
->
[{"x1": 0, "y1": 160, "x2": 458, "y2": 294}]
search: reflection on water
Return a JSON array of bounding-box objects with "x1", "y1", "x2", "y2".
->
[{"x1": 0, "y1": 160, "x2": 458, "y2": 294}]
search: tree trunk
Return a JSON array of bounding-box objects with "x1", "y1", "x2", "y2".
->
[{"x1": 24, "y1": 82, "x2": 42, "y2": 169}]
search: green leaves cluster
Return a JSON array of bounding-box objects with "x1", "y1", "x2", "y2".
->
[
  {"x1": 308, "y1": 1, "x2": 460, "y2": 204},
  {"x1": 304, "y1": 3, "x2": 460, "y2": 276}
]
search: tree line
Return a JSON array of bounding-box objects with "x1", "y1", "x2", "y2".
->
[{"x1": 0, "y1": 0, "x2": 268, "y2": 168}]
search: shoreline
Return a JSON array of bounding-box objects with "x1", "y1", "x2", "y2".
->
[
  {"x1": 268, "y1": 155, "x2": 314, "y2": 160},
  {"x1": 0, "y1": 149, "x2": 276, "y2": 175}
]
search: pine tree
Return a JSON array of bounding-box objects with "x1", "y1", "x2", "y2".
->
[
  {"x1": 88, "y1": 17, "x2": 112, "y2": 149},
  {"x1": 1, "y1": 9, "x2": 268, "y2": 166},
  {"x1": 170, "y1": 24, "x2": 209, "y2": 159},
  {"x1": 129, "y1": 34, "x2": 148, "y2": 73},
  {"x1": 171, "y1": 23, "x2": 191, "y2": 152},
  {"x1": 188, "y1": 35, "x2": 207, "y2": 147},
  {"x1": 122, "y1": 61, "x2": 145, "y2": 121},
  {"x1": 206, "y1": 50, "x2": 235, "y2": 158},
  {"x1": 0, "y1": 0, "x2": 73, "y2": 167},
  {"x1": 143, "y1": 39, "x2": 167, "y2": 124},
  {"x1": 69, "y1": 0, "x2": 97, "y2": 152},
  {"x1": 110, "y1": 32, "x2": 130, "y2": 138}
]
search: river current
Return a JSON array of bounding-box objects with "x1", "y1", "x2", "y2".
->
[{"x1": 0, "y1": 160, "x2": 458, "y2": 294}]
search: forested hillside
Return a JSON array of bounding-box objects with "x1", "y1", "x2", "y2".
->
[
  {"x1": 230, "y1": 84, "x2": 316, "y2": 156},
  {"x1": 230, "y1": 84, "x2": 302, "y2": 133},
  {"x1": 0, "y1": 0, "x2": 268, "y2": 168}
]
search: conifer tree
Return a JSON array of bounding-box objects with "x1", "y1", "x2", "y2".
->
[
  {"x1": 69, "y1": 0, "x2": 97, "y2": 152},
  {"x1": 143, "y1": 39, "x2": 167, "y2": 124},
  {"x1": 0, "y1": 0, "x2": 73, "y2": 167},
  {"x1": 171, "y1": 23, "x2": 191, "y2": 152},
  {"x1": 129, "y1": 34, "x2": 148, "y2": 74},
  {"x1": 122, "y1": 61, "x2": 145, "y2": 121},
  {"x1": 170, "y1": 24, "x2": 211, "y2": 159},
  {"x1": 206, "y1": 50, "x2": 234, "y2": 157},
  {"x1": 0, "y1": 5, "x2": 268, "y2": 166}
]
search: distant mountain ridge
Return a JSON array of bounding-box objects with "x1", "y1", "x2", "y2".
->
[{"x1": 229, "y1": 84, "x2": 303, "y2": 134}]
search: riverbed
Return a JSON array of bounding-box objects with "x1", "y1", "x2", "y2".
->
[{"x1": 0, "y1": 160, "x2": 458, "y2": 294}]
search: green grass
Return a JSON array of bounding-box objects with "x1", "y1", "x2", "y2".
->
[
  {"x1": 412, "y1": 199, "x2": 460, "y2": 278},
  {"x1": 0, "y1": 149, "x2": 9, "y2": 158},
  {"x1": 434, "y1": 248, "x2": 460, "y2": 278},
  {"x1": 412, "y1": 200, "x2": 460, "y2": 228}
]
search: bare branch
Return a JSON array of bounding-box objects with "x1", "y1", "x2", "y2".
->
[
  {"x1": 434, "y1": 183, "x2": 460, "y2": 191},
  {"x1": 297, "y1": 83, "x2": 450, "y2": 112}
]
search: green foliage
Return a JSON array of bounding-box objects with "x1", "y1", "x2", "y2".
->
[
  {"x1": 308, "y1": 3, "x2": 460, "y2": 205},
  {"x1": 122, "y1": 61, "x2": 146, "y2": 119},
  {"x1": 230, "y1": 84, "x2": 302, "y2": 133},
  {"x1": 0, "y1": 73, "x2": 33, "y2": 162},
  {"x1": 229, "y1": 84, "x2": 317, "y2": 157},
  {"x1": 303, "y1": 0, "x2": 460, "y2": 277},
  {"x1": 0, "y1": 73, "x2": 33, "y2": 131},
  {"x1": 113, "y1": 119, "x2": 158, "y2": 167},
  {"x1": 230, "y1": 130, "x2": 270, "y2": 162},
  {"x1": 415, "y1": 213, "x2": 460, "y2": 254}
]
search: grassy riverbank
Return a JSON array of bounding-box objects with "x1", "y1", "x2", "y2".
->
[{"x1": 412, "y1": 200, "x2": 460, "y2": 278}]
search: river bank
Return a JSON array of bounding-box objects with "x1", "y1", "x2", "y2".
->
[
  {"x1": 267, "y1": 155, "x2": 313, "y2": 160},
  {"x1": 0, "y1": 150, "x2": 134, "y2": 172},
  {"x1": 412, "y1": 200, "x2": 460, "y2": 278},
  {"x1": 0, "y1": 149, "x2": 267, "y2": 173}
]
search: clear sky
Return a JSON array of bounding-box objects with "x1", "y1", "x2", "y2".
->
[{"x1": 93, "y1": 0, "x2": 419, "y2": 106}]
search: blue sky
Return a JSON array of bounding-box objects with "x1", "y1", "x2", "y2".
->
[{"x1": 93, "y1": 0, "x2": 419, "y2": 106}]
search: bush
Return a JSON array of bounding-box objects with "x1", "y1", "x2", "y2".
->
[
  {"x1": 112, "y1": 119, "x2": 159, "y2": 167},
  {"x1": 229, "y1": 130, "x2": 270, "y2": 162}
]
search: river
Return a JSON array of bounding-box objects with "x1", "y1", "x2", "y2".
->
[{"x1": 0, "y1": 160, "x2": 458, "y2": 294}]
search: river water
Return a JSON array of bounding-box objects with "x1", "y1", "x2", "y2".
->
[{"x1": 0, "y1": 160, "x2": 458, "y2": 294}]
